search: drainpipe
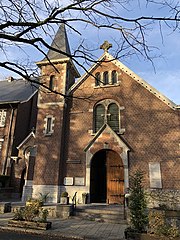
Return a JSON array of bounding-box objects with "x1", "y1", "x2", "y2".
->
[{"x1": 3, "y1": 104, "x2": 14, "y2": 175}]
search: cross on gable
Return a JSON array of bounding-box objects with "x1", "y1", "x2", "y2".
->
[{"x1": 100, "y1": 41, "x2": 112, "y2": 52}]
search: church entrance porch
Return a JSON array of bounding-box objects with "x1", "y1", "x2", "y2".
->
[{"x1": 90, "y1": 150, "x2": 124, "y2": 204}]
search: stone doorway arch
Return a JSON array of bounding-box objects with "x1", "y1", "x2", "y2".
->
[{"x1": 84, "y1": 124, "x2": 130, "y2": 203}]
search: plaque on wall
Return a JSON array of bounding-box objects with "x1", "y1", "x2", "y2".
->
[
  {"x1": 74, "y1": 177, "x2": 84, "y2": 186},
  {"x1": 149, "y1": 163, "x2": 162, "y2": 189},
  {"x1": 64, "y1": 177, "x2": 73, "y2": 186}
]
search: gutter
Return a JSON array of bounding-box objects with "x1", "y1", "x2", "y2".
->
[{"x1": 0, "y1": 101, "x2": 19, "y2": 105}]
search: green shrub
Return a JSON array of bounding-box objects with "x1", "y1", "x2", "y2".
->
[
  {"x1": 13, "y1": 208, "x2": 24, "y2": 221},
  {"x1": 129, "y1": 170, "x2": 148, "y2": 232},
  {"x1": 61, "y1": 191, "x2": 68, "y2": 197},
  {"x1": 23, "y1": 205, "x2": 39, "y2": 221},
  {"x1": 39, "y1": 209, "x2": 49, "y2": 222},
  {"x1": 26, "y1": 198, "x2": 43, "y2": 208},
  {"x1": 13, "y1": 199, "x2": 49, "y2": 222}
]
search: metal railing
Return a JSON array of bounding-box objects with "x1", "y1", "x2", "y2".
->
[{"x1": 72, "y1": 191, "x2": 77, "y2": 210}]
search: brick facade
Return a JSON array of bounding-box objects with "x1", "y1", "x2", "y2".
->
[
  {"x1": 26, "y1": 52, "x2": 180, "y2": 204},
  {"x1": 1, "y1": 26, "x2": 179, "y2": 204}
]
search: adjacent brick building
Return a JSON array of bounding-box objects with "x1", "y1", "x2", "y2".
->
[
  {"x1": 1, "y1": 25, "x2": 179, "y2": 205},
  {"x1": 0, "y1": 78, "x2": 38, "y2": 198}
]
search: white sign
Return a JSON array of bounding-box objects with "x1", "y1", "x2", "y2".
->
[
  {"x1": 64, "y1": 177, "x2": 73, "y2": 186},
  {"x1": 75, "y1": 177, "x2": 84, "y2": 186}
]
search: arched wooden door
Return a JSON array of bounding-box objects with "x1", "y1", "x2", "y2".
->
[{"x1": 90, "y1": 150, "x2": 124, "y2": 204}]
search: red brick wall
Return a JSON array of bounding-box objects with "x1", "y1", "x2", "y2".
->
[
  {"x1": 33, "y1": 61, "x2": 74, "y2": 186},
  {"x1": 65, "y1": 59, "x2": 179, "y2": 189},
  {"x1": 33, "y1": 106, "x2": 64, "y2": 185}
]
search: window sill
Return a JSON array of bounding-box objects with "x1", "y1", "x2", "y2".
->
[
  {"x1": 44, "y1": 132, "x2": 53, "y2": 136},
  {"x1": 89, "y1": 128, "x2": 125, "y2": 135},
  {"x1": 94, "y1": 82, "x2": 120, "y2": 88},
  {"x1": 66, "y1": 159, "x2": 81, "y2": 164}
]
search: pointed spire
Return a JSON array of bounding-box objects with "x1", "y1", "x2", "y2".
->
[{"x1": 44, "y1": 24, "x2": 71, "y2": 61}]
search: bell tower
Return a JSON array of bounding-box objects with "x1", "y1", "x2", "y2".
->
[
  {"x1": 37, "y1": 24, "x2": 79, "y2": 103},
  {"x1": 27, "y1": 24, "x2": 79, "y2": 202}
]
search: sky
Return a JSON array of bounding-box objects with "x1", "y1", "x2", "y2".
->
[
  {"x1": 68, "y1": 20, "x2": 180, "y2": 104},
  {"x1": 0, "y1": 0, "x2": 179, "y2": 104}
]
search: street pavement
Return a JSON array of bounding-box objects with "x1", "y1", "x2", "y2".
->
[
  {"x1": 0, "y1": 212, "x2": 127, "y2": 240},
  {"x1": 0, "y1": 229, "x2": 72, "y2": 240}
]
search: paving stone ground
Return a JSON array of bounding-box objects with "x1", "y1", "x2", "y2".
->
[{"x1": 0, "y1": 212, "x2": 127, "y2": 240}]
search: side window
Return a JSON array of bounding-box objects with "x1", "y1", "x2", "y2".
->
[
  {"x1": 95, "y1": 72, "x2": 100, "y2": 86},
  {"x1": 94, "y1": 104, "x2": 105, "y2": 132},
  {"x1": 112, "y1": 70, "x2": 117, "y2": 84},
  {"x1": 103, "y1": 71, "x2": 109, "y2": 85},
  {"x1": 107, "y1": 103, "x2": 119, "y2": 132},
  {"x1": 0, "y1": 138, "x2": 4, "y2": 151},
  {"x1": 43, "y1": 116, "x2": 55, "y2": 135},
  {"x1": 49, "y1": 75, "x2": 55, "y2": 91},
  {"x1": 0, "y1": 110, "x2": 7, "y2": 127}
]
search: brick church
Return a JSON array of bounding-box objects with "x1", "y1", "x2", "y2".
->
[{"x1": 0, "y1": 24, "x2": 179, "y2": 204}]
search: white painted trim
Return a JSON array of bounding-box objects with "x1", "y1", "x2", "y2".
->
[
  {"x1": 17, "y1": 131, "x2": 35, "y2": 149},
  {"x1": 37, "y1": 102, "x2": 64, "y2": 108},
  {"x1": 43, "y1": 115, "x2": 55, "y2": 135},
  {"x1": 0, "y1": 138, "x2": 4, "y2": 150},
  {"x1": 0, "y1": 109, "x2": 7, "y2": 127},
  {"x1": 36, "y1": 58, "x2": 70, "y2": 66},
  {"x1": 36, "y1": 59, "x2": 80, "y2": 78}
]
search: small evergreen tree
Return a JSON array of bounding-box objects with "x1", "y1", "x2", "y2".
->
[{"x1": 129, "y1": 170, "x2": 148, "y2": 232}]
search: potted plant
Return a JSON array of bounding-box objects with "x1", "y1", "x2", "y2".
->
[
  {"x1": 82, "y1": 192, "x2": 88, "y2": 204},
  {"x1": 60, "y1": 191, "x2": 69, "y2": 205},
  {"x1": 38, "y1": 192, "x2": 49, "y2": 204}
]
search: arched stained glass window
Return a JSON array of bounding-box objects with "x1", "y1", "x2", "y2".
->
[
  {"x1": 94, "y1": 100, "x2": 121, "y2": 133},
  {"x1": 95, "y1": 72, "x2": 100, "y2": 86},
  {"x1": 95, "y1": 104, "x2": 105, "y2": 132},
  {"x1": 107, "y1": 103, "x2": 119, "y2": 132},
  {"x1": 112, "y1": 70, "x2": 117, "y2": 84},
  {"x1": 103, "y1": 71, "x2": 109, "y2": 85}
]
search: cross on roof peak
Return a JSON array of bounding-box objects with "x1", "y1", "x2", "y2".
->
[{"x1": 100, "y1": 41, "x2": 112, "y2": 52}]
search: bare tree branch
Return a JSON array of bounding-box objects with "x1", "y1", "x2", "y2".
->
[{"x1": 0, "y1": 0, "x2": 180, "y2": 92}]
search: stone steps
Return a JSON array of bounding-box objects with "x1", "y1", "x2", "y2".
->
[{"x1": 73, "y1": 204, "x2": 127, "y2": 224}]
